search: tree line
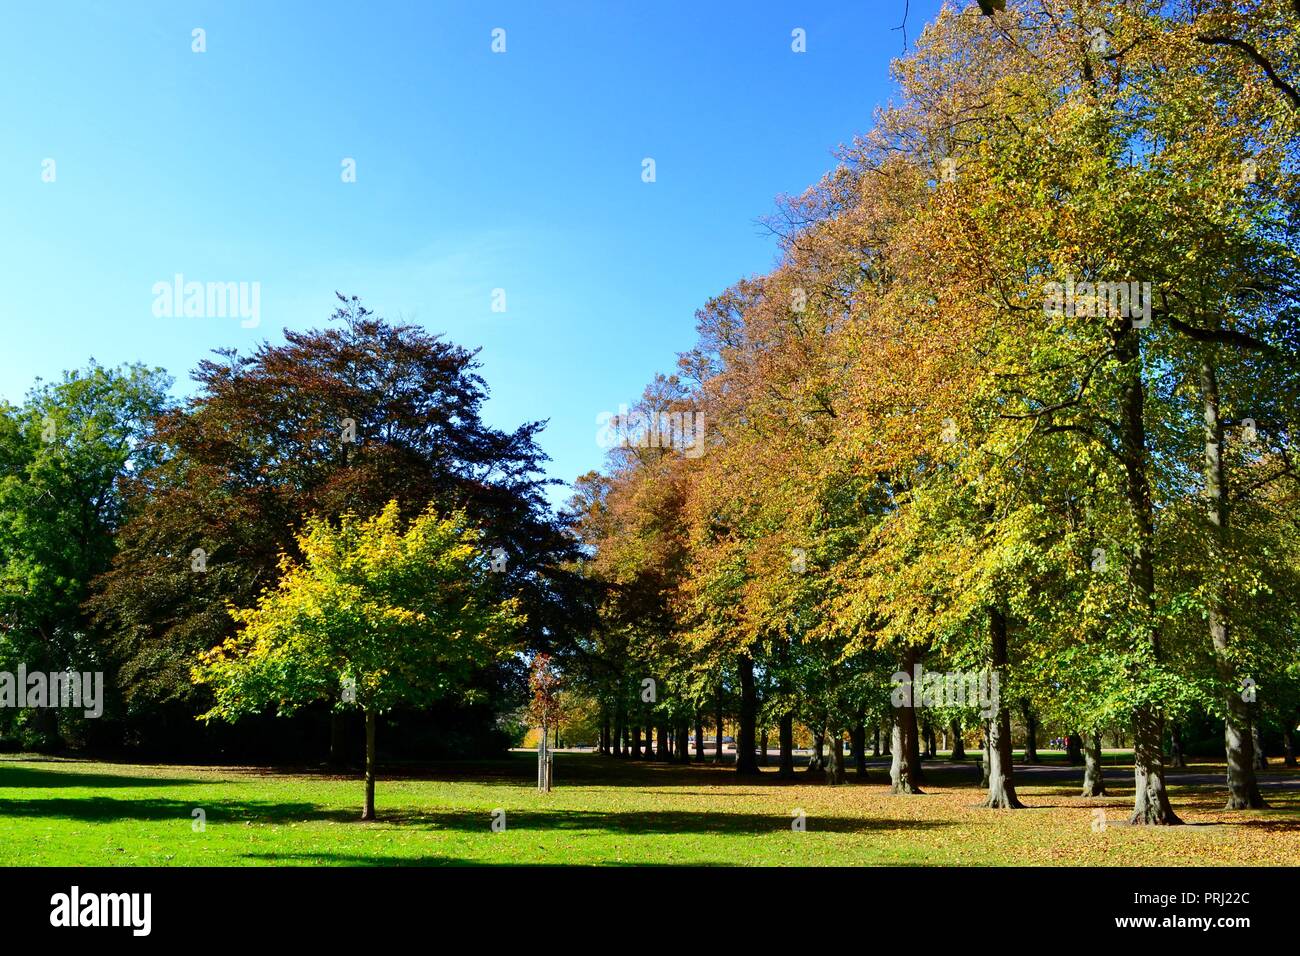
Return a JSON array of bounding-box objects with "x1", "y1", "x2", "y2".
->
[
  {"x1": 560, "y1": 0, "x2": 1300, "y2": 825},
  {"x1": 3, "y1": 1, "x2": 1298, "y2": 829}
]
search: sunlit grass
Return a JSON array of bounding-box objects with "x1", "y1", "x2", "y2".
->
[{"x1": 1, "y1": 751, "x2": 1295, "y2": 866}]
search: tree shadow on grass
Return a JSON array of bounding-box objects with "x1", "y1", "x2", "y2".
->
[
  {"x1": 0, "y1": 764, "x2": 201, "y2": 790},
  {"x1": 236, "y1": 852, "x2": 498, "y2": 866},
  {"x1": 0, "y1": 793, "x2": 953, "y2": 837},
  {"x1": 370, "y1": 806, "x2": 954, "y2": 836},
  {"x1": 237, "y1": 852, "x2": 735, "y2": 866},
  {"x1": 0, "y1": 795, "x2": 355, "y2": 824},
  {"x1": 1215, "y1": 817, "x2": 1300, "y2": 833}
]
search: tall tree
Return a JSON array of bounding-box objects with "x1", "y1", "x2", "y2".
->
[
  {"x1": 91, "y1": 296, "x2": 569, "y2": 753},
  {"x1": 0, "y1": 362, "x2": 171, "y2": 747}
]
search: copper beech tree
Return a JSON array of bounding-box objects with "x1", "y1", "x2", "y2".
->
[{"x1": 90, "y1": 293, "x2": 576, "y2": 760}]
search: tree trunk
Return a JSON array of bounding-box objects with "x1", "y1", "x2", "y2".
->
[
  {"x1": 872, "y1": 724, "x2": 881, "y2": 758},
  {"x1": 714, "y1": 696, "x2": 725, "y2": 764},
  {"x1": 537, "y1": 717, "x2": 550, "y2": 791},
  {"x1": 806, "y1": 728, "x2": 825, "y2": 774},
  {"x1": 1021, "y1": 702, "x2": 1040, "y2": 763},
  {"x1": 1118, "y1": 324, "x2": 1180, "y2": 825},
  {"x1": 981, "y1": 608, "x2": 1023, "y2": 808},
  {"x1": 1066, "y1": 733, "x2": 1084, "y2": 766},
  {"x1": 826, "y1": 731, "x2": 847, "y2": 785},
  {"x1": 889, "y1": 716, "x2": 904, "y2": 792},
  {"x1": 361, "y1": 710, "x2": 377, "y2": 820},
  {"x1": 888, "y1": 710, "x2": 922, "y2": 794},
  {"x1": 1082, "y1": 731, "x2": 1106, "y2": 797},
  {"x1": 537, "y1": 720, "x2": 545, "y2": 788},
  {"x1": 949, "y1": 719, "x2": 965, "y2": 760},
  {"x1": 778, "y1": 712, "x2": 795, "y2": 779},
  {"x1": 1251, "y1": 713, "x2": 1267, "y2": 770},
  {"x1": 735, "y1": 655, "x2": 760, "y2": 775},
  {"x1": 902, "y1": 648, "x2": 925, "y2": 785},
  {"x1": 905, "y1": 711, "x2": 924, "y2": 781},
  {"x1": 1284, "y1": 711, "x2": 1297, "y2": 768},
  {"x1": 1132, "y1": 706, "x2": 1179, "y2": 824},
  {"x1": 851, "y1": 720, "x2": 867, "y2": 777},
  {"x1": 612, "y1": 706, "x2": 624, "y2": 758},
  {"x1": 1201, "y1": 359, "x2": 1265, "y2": 809},
  {"x1": 759, "y1": 728, "x2": 770, "y2": 766},
  {"x1": 1168, "y1": 724, "x2": 1187, "y2": 769},
  {"x1": 694, "y1": 717, "x2": 705, "y2": 762},
  {"x1": 676, "y1": 720, "x2": 690, "y2": 763},
  {"x1": 631, "y1": 722, "x2": 642, "y2": 759},
  {"x1": 979, "y1": 724, "x2": 991, "y2": 788}
]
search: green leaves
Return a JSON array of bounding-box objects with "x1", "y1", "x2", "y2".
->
[{"x1": 0, "y1": 362, "x2": 171, "y2": 674}]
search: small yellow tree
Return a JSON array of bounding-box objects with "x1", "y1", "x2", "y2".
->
[{"x1": 193, "y1": 500, "x2": 524, "y2": 819}]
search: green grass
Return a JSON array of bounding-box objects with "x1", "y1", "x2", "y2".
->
[{"x1": 1, "y1": 751, "x2": 1296, "y2": 866}]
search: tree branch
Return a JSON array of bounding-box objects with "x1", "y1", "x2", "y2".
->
[
  {"x1": 1195, "y1": 34, "x2": 1300, "y2": 110},
  {"x1": 1163, "y1": 314, "x2": 1280, "y2": 356}
]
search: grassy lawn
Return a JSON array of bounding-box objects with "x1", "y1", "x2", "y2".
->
[{"x1": 1, "y1": 751, "x2": 1296, "y2": 866}]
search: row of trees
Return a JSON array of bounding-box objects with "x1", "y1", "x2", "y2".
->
[{"x1": 563, "y1": 0, "x2": 1300, "y2": 824}]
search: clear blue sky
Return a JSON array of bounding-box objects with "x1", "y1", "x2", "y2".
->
[{"x1": 0, "y1": 0, "x2": 945, "y2": 507}]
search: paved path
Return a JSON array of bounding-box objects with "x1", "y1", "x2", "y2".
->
[{"x1": 1007, "y1": 762, "x2": 1300, "y2": 790}]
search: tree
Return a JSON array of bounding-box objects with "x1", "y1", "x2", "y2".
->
[
  {"x1": 528, "y1": 653, "x2": 562, "y2": 792},
  {"x1": 0, "y1": 362, "x2": 171, "y2": 747},
  {"x1": 193, "y1": 501, "x2": 523, "y2": 819},
  {"x1": 91, "y1": 295, "x2": 569, "y2": 757}
]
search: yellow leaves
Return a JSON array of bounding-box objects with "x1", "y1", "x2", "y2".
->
[{"x1": 192, "y1": 498, "x2": 523, "y2": 719}]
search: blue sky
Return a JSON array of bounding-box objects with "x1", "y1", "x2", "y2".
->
[{"x1": 0, "y1": 0, "x2": 945, "y2": 507}]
